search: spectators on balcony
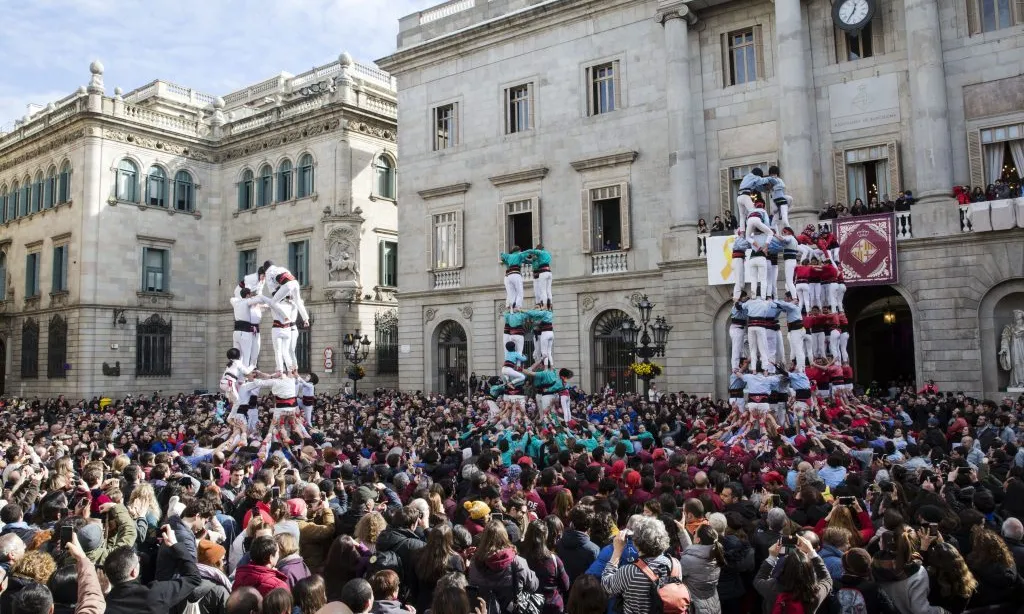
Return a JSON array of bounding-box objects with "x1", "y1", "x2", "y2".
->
[
  {"x1": 698, "y1": 218, "x2": 709, "y2": 234},
  {"x1": 954, "y1": 182, "x2": 1020, "y2": 204},
  {"x1": 710, "y1": 217, "x2": 725, "y2": 233}
]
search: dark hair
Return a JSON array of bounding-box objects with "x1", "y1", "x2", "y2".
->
[
  {"x1": 104, "y1": 546, "x2": 139, "y2": 584},
  {"x1": 566, "y1": 575, "x2": 608, "y2": 614},
  {"x1": 184, "y1": 498, "x2": 214, "y2": 519},
  {"x1": 293, "y1": 576, "x2": 327, "y2": 614},
  {"x1": 0, "y1": 504, "x2": 23, "y2": 524},
  {"x1": 777, "y1": 552, "x2": 819, "y2": 606},
  {"x1": 47, "y1": 564, "x2": 78, "y2": 606},
  {"x1": 519, "y1": 521, "x2": 551, "y2": 564},
  {"x1": 751, "y1": 167, "x2": 764, "y2": 177},
  {"x1": 307, "y1": 373, "x2": 319, "y2": 386},
  {"x1": 559, "y1": 368, "x2": 574, "y2": 379},
  {"x1": 323, "y1": 536, "x2": 366, "y2": 602},
  {"x1": 394, "y1": 505, "x2": 421, "y2": 529},
  {"x1": 568, "y1": 505, "x2": 594, "y2": 532},
  {"x1": 695, "y1": 524, "x2": 726, "y2": 566},
  {"x1": 768, "y1": 165, "x2": 780, "y2": 176},
  {"x1": 416, "y1": 525, "x2": 456, "y2": 584},
  {"x1": 340, "y1": 578, "x2": 374, "y2": 614},
  {"x1": 431, "y1": 586, "x2": 471, "y2": 614},
  {"x1": 249, "y1": 535, "x2": 279, "y2": 566},
  {"x1": 227, "y1": 348, "x2": 241, "y2": 362},
  {"x1": 369, "y1": 569, "x2": 400, "y2": 600},
  {"x1": 262, "y1": 588, "x2": 293, "y2": 614},
  {"x1": 12, "y1": 583, "x2": 53, "y2": 614},
  {"x1": 240, "y1": 287, "x2": 252, "y2": 298}
]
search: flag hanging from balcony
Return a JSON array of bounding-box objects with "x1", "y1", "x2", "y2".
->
[
  {"x1": 705, "y1": 235, "x2": 755, "y2": 285},
  {"x1": 835, "y1": 213, "x2": 899, "y2": 286}
]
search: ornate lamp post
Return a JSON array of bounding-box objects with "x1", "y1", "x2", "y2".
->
[
  {"x1": 342, "y1": 331, "x2": 372, "y2": 395},
  {"x1": 620, "y1": 295, "x2": 672, "y2": 399}
]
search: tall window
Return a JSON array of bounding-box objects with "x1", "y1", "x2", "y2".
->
[
  {"x1": 592, "y1": 186, "x2": 624, "y2": 252},
  {"x1": 592, "y1": 310, "x2": 637, "y2": 394},
  {"x1": 141, "y1": 247, "x2": 169, "y2": 293},
  {"x1": 58, "y1": 161, "x2": 71, "y2": 203},
  {"x1": 587, "y1": 62, "x2": 619, "y2": 115},
  {"x1": 505, "y1": 83, "x2": 533, "y2": 133},
  {"x1": 374, "y1": 155, "x2": 396, "y2": 199},
  {"x1": 136, "y1": 314, "x2": 172, "y2": 377},
  {"x1": 296, "y1": 328, "x2": 311, "y2": 373},
  {"x1": 297, "y1": 154, "x2": 314, "y2": 198},
  {"x1": 10, "y1": 182, "x2": 19, "y2": 219},
  {"x1": 837, "y1": 20, "x2": 880, "y2": 62},
  {"x1": 52, "y1": 244, "x2": 69, "y2": 293},
  {"x1": 174, "y1": 171, "x2": 194, "y2": 211},
  {"x1": 238, "y1": 249, "x2": 258, "y2": 279},
  {"x1": 277, "y1": 159, "x2": 293, "y2": 202},
  {"x1": 725, "y1": 162, "x2": 769, "y2": 216},
  {"x1": 505, "y1": 200, "x2": 535, "y2": 252},
  {"x1": 980, "y1": 124, "x2": 1024, "y2": 184},
  {"x1": 147, "y1": 166, "x2": 167, "y2": 207},
  {"x1": 0, "y1": 185, "x2": 7, "y2": 223},
  {"x1": 433, "y1": 103, "x2": 458, "y2": 150},
  {"x1": 20, "y1": 319, "x2": 38, "y2": 379},
  {"x1": 239, "y1": 169, "x2": 254, "y2": 210},
  {"x1": 31, "y1": 172, "x2": 43, "y2": 213},
  {"x1": 20, "y1": 177, "x2": 29, "y2": 216},
  {"x1": 432, "y1": 211, "x2": 459, "y2": 269},
  {"x1": 117, "y1": 159, "x2": 139, "y2": 202},
  {"x1": 25, "y1": 252, "x2": 40, "y2": 297},
  {"x1": 288, "y1": 240, "x2": 309, "y2": 287},
  {"x1": 44, "y1": 166, "x2": 56, "y2": 209},
  {"x1": 845, "y1": 145, "x2": 891, "y2": 204},
  {"x1": 375, "y1": 310, "x2": 399, "y2": 375},
  {"x1": 0, "y1": 252, "x2": 6, "y2": 300},
  {"x1": 727, "y1": 28, "x2": 760, "y2": 85},
  {"x1": 47, "y1": 315, "x2": 67, "y2": 379},
  {"x1": 976, "y1": 0, "x2": 1015, "y2": 31},
  {"x1": 257, "y1": 165, "x2": 273, "y2": 207},
  {"x1": 379, "y1": 240, "x2": 398, "y2": 287}
]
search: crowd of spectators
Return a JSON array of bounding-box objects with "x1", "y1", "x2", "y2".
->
[
  {"x1": 0, "y1": 381, "x2": 1022, "y2": 614},
  {"x1": 817, "y1": 192, "x2": 916, "y2": 221},
  {"x1": 954, "y1": 181, "x2": 1022, "y2": 204}
]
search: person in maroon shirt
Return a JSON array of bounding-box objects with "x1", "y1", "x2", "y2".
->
[
  {"x1": 520, "y1": 467, "x2": 549, "y2": 518},
  {"x1": 536, "y1": 468, "x2": 565, "y2": 513},
  {"x1": 683, "y1": 471, "x2": 724, "y2": 511}
]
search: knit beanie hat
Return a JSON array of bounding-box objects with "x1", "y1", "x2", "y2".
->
[
  {"x1": 464, "y1": 500, "x2": 491, "y2": 520},
  {"x1": 843, "y1": 547, "x2": 872, "y2": 577},
  {"x1": 198, "y1": 539, "x2": 226, "y2": 567},
  {"x1": 77, "y1": 523, "x2": 103, "y2": 553}
]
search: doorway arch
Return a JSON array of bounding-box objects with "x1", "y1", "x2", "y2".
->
[
  {"x1": 591, "y1": 309, "x2": 637, "y2": 394},
  {"x1": 434, "y1": 320, "x2": 468, "y2": 396},
  {"x1": 844, "y1": 285, "x2": 916, "y2": 388}
]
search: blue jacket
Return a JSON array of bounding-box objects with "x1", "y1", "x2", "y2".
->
[{"x1": 820, "y1": 544, "x2": 844, "y2": 581}]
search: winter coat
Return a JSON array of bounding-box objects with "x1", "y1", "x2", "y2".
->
[
  {"x1": 819, "y1": 544, "x2": 845, "y2": 581},
  {"x1": 298, "y1": 508, "x2": 335, "y2": 573},
  {"x1": 874, "y1": 563, "x2": 947, "y2": 614},
  {"x1": 184, "y1": 563, "x2": 231, "y2": 614},
  {"x1": 377, "y1": 527, "x2": 426, "y2": 601},
  {"x1": 276, "y1": 553, "x2": 311, "y2": 588},
  {"x1": 967, "y1": 561, "x2": 1024, "y2": 607},
  {"x1": 717, "y1": 533, "x2": 754, "y2": 602},
  {"x1": 556, "y1": 529, "x2": 600, "y2": 583},
  {"x1": 678, "y1": 528, "x2": 723, "y2": 614},
  {"x1": 105, "y1": 543, "x2": 202, "y2": 614},
  {"x1": 525, "y1": 554, "x2": 571, "y2": 614},
  {"x1": 754, "y1": 555, "x2": 833, "y2": 614},
  {"x1": 156, "y1": 515, "x2": 198, "y2": 581},
  {"x1": 371, "y1": 600, "x2": 408, "y2": 614},
  {"x1": 831, "y1": 574, "x2": 897, "y2": 614},
  {"x1": 231, "y1": 563, "x2": 290, "y2": 597},
  {"x1": 467, "y1": 549, "x2": 539, "y2": 614}
]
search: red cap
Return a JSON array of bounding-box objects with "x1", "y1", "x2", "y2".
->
[
  {"x1": 652, "y1": 449, "x2": 665, "y2": 460},
  {"x1": 764, "y1": 471, "x2": 784, "y2": 484},
  {"x1": 517, "y1": 456, "x2": 533, "y2": 467},
  {"x1": 610, "y1": 460, "x2": 626, "y2": 478}
]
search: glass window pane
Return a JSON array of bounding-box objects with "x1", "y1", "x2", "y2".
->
[{"x1": 983, "y1": 0, "x2": 997, "y2": 31}]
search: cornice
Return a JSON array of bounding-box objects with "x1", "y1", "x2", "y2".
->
[
  {"x1": 488, "y1": 166, "x2": 549, "y2": 187},
  {"x1": 0, "y1": 126, "x2": 86, "y2": 173},
  {"x1": 136, "y1": 234, "x2": 176, "y2": 246},
  {"x1": 570, "y1": 150, "x2": 638, "y2": 172},
  {"x1": 418, "y1": 182, "x2": 471, "y2": 200}
]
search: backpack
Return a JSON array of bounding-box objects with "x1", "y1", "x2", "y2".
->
[
  {"x1": 772, "y1": 594, "x2": 806, "y2": 614},
  {"x1": 834, "y1": 587, "x2": 868, "y2": 614},
  {"x1": 366, "y1": 549, "x2": 402, "y2": 577},
  {"x1": 635, "y1": 557, "x2": 691, "y2": 614}
]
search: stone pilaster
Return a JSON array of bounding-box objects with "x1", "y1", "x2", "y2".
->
[{"x1": 774, "y1": 0, "x2": 819, "y2": 223}]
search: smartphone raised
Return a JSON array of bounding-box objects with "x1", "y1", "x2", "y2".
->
[
  {"x1": 271, "y1": 486, "x2": 281, "y2": 499},
  {"x1": 59, "y1": 525, "x2": 73, "y2": 547}
]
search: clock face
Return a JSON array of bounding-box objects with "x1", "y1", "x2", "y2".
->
[{"x1": 833, "y1": 0, "x2": 874, "y2": 30}]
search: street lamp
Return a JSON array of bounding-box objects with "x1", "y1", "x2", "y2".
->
[
  {"x1": 620, "y1": 295, "x2": 672, "y2": 399},
  {"x1": 342, "y1": 331, "x2": 372, "y2": 395}
]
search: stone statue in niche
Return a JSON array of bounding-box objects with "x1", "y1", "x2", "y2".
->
[
  {"x1": 327, "y1": 251, "x2": 359, "y2": 281},
  {"x1": 999, "y1": 309, "x2": 1024, "y2": 390}
]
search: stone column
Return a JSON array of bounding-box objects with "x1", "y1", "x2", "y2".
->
[
  {"x1": 659, "y1": 1, "x2": 700, "y2": 261},
  {"x1": 904, "y1": 0, "x2": 955, "y2": 236},
  {"x1": 775, "y1": 0, "x2": 819, "y2": 220}
]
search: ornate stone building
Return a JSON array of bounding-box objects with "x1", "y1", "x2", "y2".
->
[
  {"x1": 378, "y1": 0, "x2": 1024, "y2": 398},
  {"x1": 0, "y1": 53, "x2": 400, "y2": 397}
]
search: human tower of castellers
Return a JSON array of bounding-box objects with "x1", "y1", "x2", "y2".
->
[
  {"x1": 482, "y1": 245, "x2": 577, "y2": 422},
  {"x1": 213, "y1": 260, "x2": 320, "y2": 460},
  {"x1": 726, "y1": 166, "x2": 855, "y2": 434}
]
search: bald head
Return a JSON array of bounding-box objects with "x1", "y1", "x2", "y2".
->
[
  {"x1": 694, "y1": 471, "x2": 708, "y2": 487},
  {"x1": 226, "y1": 587, "x2": 262, "y2": 614},
  {"x1": 1004, "y1": 518, "x2": 1024, "y2": 541}
]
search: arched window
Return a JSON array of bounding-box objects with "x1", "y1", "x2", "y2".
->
[
  {"x1": 277, "y1": 159, "x2": 293, "y2": 202},
  {"x1": 58, "y1": 161, "x2": 71, "y2": 203},
  {"x1": 47, "y1": 315, "x2": 68, "y2": 379},
  {"x1": 0, "y1": 252, "x2": 6, "y2": 300},
  {"x1": 375, "y1": 155, "x2": 396, "y2": 200},
  {"x1": 435, "y1": 320, "x2": 468, "y2": 396},
  {"x1": 297, "y1": 154, "x2": 314, "y2": 198},
  {"x1": 116, "y1": 159, "x2": 139, "y2": 202},
  {"x1": 592, "y1": 309, "x2": 637, "y2": 394},
  {"x1": 10, "y1": 181, "x2": 19, "y2": 219},
  {"x1": 257, "y1": 165, "x2": 273, "y2": 207},
  {"x1": 44, "y1": 166, "x2": 57, "y2": 209},
  {"x1": 31, "y1": 172, "x2": 43, "y2": 213},
  {"x1": 147, "y1": 166, "x2": 167, "y2": 207},
  {"x1": 174, "y1": 171, "x2": 194, "y2": 212},
  {"x1": 20, "y1": 176, "x2": 30, "y2": 215},
  {"x1": 238, "y1": 169, "x2": 254, "y2": 210},
  {"x1": 0, "y1": 185, "x2": 7, "y2": 224}
]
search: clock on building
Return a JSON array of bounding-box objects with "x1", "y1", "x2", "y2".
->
[{"x1": 832, "y1": 0, "x2": 875, "y2": 32}]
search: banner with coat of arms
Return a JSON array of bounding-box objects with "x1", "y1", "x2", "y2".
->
[{"x1": 835, "y1": 213, "x2": 898, "y2": 286}]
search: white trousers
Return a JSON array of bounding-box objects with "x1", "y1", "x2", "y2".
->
[
  {"x1": 797, "y1": 244, "x2": 814, "y2": 263},
  {"x1": 774, "y1": 329, "x2": 786, "y2": 367},
  {"x1": 830, "y1": 247, "x2": 840, "y2": 263},
  {"x1": 729, "y1": 324, "x2": 747, "y2": 370},
  {"x1": 272, "y1": 280, "x2": 310, "y2": 323},
  {"x1": 747, "y1": 326, "x2": 771, "y2": 371},
  {"x1": 749, "y1": 257, "x2": 768, "y2": 299},
  {"x1": 301, "y1": 402, "x2": 313, "y2": 427},
  {"x1": 783, "y1": 259, "x2": 797, "y2": 299},
  {"x1": 745, "y1": 216, "x2": 774, "y2": 239},
  {"x1": 504, "y1": 273, "x2": 524, "y2": 309},
  {"x1": 767, "y1": 261, "x2": 778, "y2": 298},
  {"x1": 539, "y1": 331, "x2": 554, "y2": 367},
  {"x1": 232, "y1": 331, "x2": 258, "y2": 368},
  {"x1": 829, "y1": 330, "x2": 842, "y2": 358},
  {"x1": 776, "y1": 200, "x2": 791, "y2": 230},
  {"x1": 503, "y1": 333, "x2": 525, "y2": 355},
  {"x1": 273, "y1": 327, "x2": 298, "y2": 372},
  {"x1": 247, "y1": 406, "x2": 260, "y2": 432},
  {"x1": 501, "y1": 366, "x2": 526, "y2": 386},
  {"x1": 810, "y1": 283, "x2": 822, "y2": 309},
  {"x1": 736, "y1": 194, "x2": 755, "y2": 220},
  {"x1": 219, "y1": 378, "x2": 239, "y2": 406},
  {"x1": 803, "y1": 333, "x2": 816, "y2": 364},
  {"x1": 839, "y1": 332, "x2": 850, "y2": 364},
  {"x1": 835, "y1": 283, "x2": 847, "y2": 312},
  {"x1": 789, "y1": 328, "x2": 807, "y2": 372},
  {"x1": 813, "y1": 332, "x2": 827, "y2": 359},
  {"x1": 534, "y1": 272, "x2": 553, "y2": 307},
  {"x1": 796, "y1": 283, "x2": 811, "y2": 312},
  {"x1": 732, "y1": 257, "x2": 746, "y2": 301}
]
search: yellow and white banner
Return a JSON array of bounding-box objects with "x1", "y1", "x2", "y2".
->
[{"x1": 706, "y1": 235, "x2": 754, "y2": 286}]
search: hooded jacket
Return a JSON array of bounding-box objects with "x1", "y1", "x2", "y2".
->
[
  {"x1": 186, "y1": 563, "x2": 231, "y2": 614},
  {"x1": 718, "y1": 533, "x2": 754, "y2": 602},
  {"x1": 156, "y1": 515, "x2": 198, "y2": 581},
  {"x1": 231, "y1": 562, "x2": 290, "y2": 597},
  {"x1": 678, "y1": 529, "x2": 723, "y2": 614},
  {"x1": 277, "y1": 553, "x2": 312, "y2": 588},
  {"x1": 467, "y1": 549, "x2": 539, "y2": 614},
  {"x1": 874, "y1": 562, "x2": 946, "y2": 614},
  {"x1": 967, "y1": 560, "x2": 1023, "y2": 607},
  {"x1": 376, "y1": 526, "x2": 426, "y2": 600},
  {"x1": 556, "y1": 529, "x2": 600, "y2": 583}
]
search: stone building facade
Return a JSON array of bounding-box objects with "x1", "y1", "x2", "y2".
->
[
  {"x1": 0, "y1": 54, "x2": 400, "y2": 398},
  {"x1": 378, "y1": 0, "x2": 1024, "y2": 398}
]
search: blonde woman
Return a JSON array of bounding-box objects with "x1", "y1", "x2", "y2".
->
[
  {"x1": 354, "y1": 511, "x2": 387, "y2": 552},
  {"x1": 127, "y1": 482, "x2": 161, "y2": 548}
]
